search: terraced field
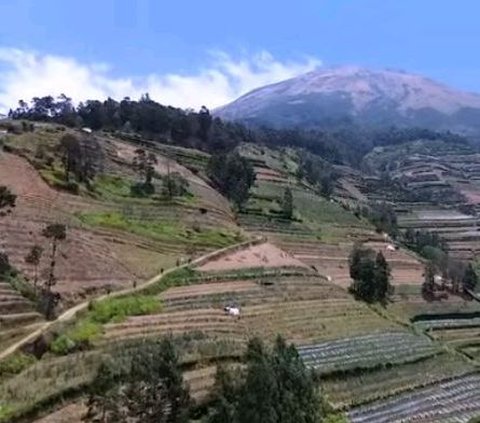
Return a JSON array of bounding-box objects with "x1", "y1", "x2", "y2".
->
[
  {"x1": 348, "y1": 373, "x2": 480, "y2": 423},
  {"x1": 100, "y1": 271, "x2": 397, "y2": 346},
  {"x1": 323, "y1": 353, "x2": 476, "y2": 409},
  {"x1": 0, "y1": 126, "x2": 240, "y2": 306},
  {"x1": 0, "y1": 281, "x2": 43, "y2": 350},
  {"x1": 298, "y1": 331, "x2": 439, "y2": 374},
  {"x1": 276, "y1": 239, "x2": 424, "y2": 287}
]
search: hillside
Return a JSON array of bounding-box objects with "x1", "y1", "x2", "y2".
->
[
  {"x1": 1, "y1": 123, "x2": 480, "y2": 422},
  {"x1": 215, "y1": 66, "x2": 480, "y2": 134}
]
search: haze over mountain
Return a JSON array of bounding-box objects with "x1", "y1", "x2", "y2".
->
[{"x1": 215, "y1": 66, "x2": 480, "y2": 134}]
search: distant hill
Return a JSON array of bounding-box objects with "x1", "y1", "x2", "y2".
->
[{"x1": 215, "y1": 66, "x2": 480, "y2": 134}]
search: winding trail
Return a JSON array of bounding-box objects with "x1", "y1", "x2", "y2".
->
[{"x1": 0, "y1": 237, "x2": 262, "y2": 361}]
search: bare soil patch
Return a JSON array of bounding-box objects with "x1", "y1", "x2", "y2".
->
[{"x1": 197, "y1": 242, "x2": 307, "y2": 272}]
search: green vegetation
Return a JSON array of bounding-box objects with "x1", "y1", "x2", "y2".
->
[
  {"x1": 208, "y1": 151, "x2": 256, "y2": 209},
  {"x1": 51, "y1": 296, "x2": 161, "y2": 355},
  {"x1": 142, "y1": 267, "x2": 198, "y2": 296},
  {"x1": 77, "y1": 211, "x2": 241, "y2": 247},
  {"x1": 349, "y1": 244, "x2": 392, "y2": 303},
  {"x1": 297, "y1": 151, "x2": 338, "y2": 198},
  {"x1": 88, "y1": 295, "x2": 161, "y2": 324},
  {"x1": 86, "y1": 338, "x2": 190, "y2": 422},
  {"x1": 281, "y1": 187, "x2": 294, "y2": 219},
  {"x1": 207, "y1": 336, "x2": 324, "y2": 423},
  {"x1": 0, "y1": 352, "x2": 36, "y2": 380},
  {"x1": 92, "y1": 174, "x2": 133, "y2": 197}
]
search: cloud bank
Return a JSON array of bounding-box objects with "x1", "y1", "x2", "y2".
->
[{"x1": 0, "y1": 48, "x2": 321, "y2": 112}]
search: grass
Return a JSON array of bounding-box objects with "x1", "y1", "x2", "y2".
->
[
  {"x1": 88, "y1": 295, "x2": 161, "y2": 324},
  {"x1": 142, "y1": 266, "x2": 199, "y2": 296},
  {"x1": 50, "y1": 296, "x2": 161, "y2": 355},
  {"x1": 91, "y1": 173, "x2": 133, "y2": 198},
  {"x1": 77, "y1": 211, "x2": 242, "y2": 248},
  {"x1": 0, "y1": 352, "x2": 37, "y2": 381}
]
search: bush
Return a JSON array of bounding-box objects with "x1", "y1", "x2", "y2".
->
[
  {"x1": 50, "y1": 334, "x2": 76, "y2": 355},
  {"x1": 0, "y1": 352, "x2": 36, "y2": 378},
  {"x1": 89, "y1": 295, "x2": 161, "y2": 324},
  {"x1": 130, "y1": 181, "x2": 155, "y2": 197}
]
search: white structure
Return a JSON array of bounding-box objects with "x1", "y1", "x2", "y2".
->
[
  {"x1": 81, "y1": 127, "x2": 92, "y2": 134},
  {"x1": 224, "y1": 306, "x2": 240, "y2": 317},
  {"x1": 386, "y1": 244, "x2": 396, "y2": 252}
]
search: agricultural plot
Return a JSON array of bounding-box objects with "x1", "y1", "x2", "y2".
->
[
  {"x1": 413, "y1": 315, "x2": 480, "y2": 356},
  {"x1": 348, "y1": 373, "x2": 480, "y2": 423},
  {"x1": 0, "y1": 127, "x2": 242, "y2": 306},
  {"x1": 100, "y1": 273, "x2": 400, "y2": 347},
  {"x1": 298, "y1": 331, "x2": 439, "y2": 374},
  {"x1": 0, "y1": 282, "x2": 43, "y2": 350},
  {"x1": 323, "y1": 352, "x2": 476, "y2": 409},
  {"x1": 277, "y1": 239, "x2": 424, "y2": 287}
]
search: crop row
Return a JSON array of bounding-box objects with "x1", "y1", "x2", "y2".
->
[
  {"x1": 348, "y1": 373, "x2": 480, "y2": 423},
  {"x1": 323, "y1": 353, "x2": 475, "y2": 409},
  {"x1": 415, "y1": 317, "x2": 480, "y2": 330},
  {"x1": 298, "y1": 331, "x2": 438, "y2": 374}
]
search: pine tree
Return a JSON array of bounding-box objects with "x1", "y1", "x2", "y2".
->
[
  {"x1": 40, "y1": 223, "x2": 66, "y2": 319},
  {"x1": 282, "y1": 188, "x2": 294, "y2": 220},
  {"x1": 24, "y1": 245, "x2": 43, "y2": 289},
  {"x1": 208, "y1": 337, "x2": 323, "y2": 423},
  {"x1": 422, "y1": 262, "x2": 436, "y2": 299},
  {"x1": 373, "y1": 252, "x2": 391, "y2": 302},
  {"x1": 462, "y1": 263, "x2": 478, "y2": 293},
  {"x1": 86, "y1": 338, "x2": 190, "y2": 423}
]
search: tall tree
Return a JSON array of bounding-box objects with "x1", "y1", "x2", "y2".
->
[
  {"x1": 462, "y1": 263, "x2": 478, "y2": 293},
  {"x1": 24, "y1": 245, "x2": 43, "y2": 289},
  {"x1": 209, "y1": 337, "x2": 323, "y2": 423},
  {"x1": 132, "y1": 148, "x2": 158, "y2": 196},
  {"x1": 0, "y1": 186, "x2": 16, "y2": 279},
  {"x1": 207, "y1": 152, "x2": 255, "y2": 209},
  {"x1": 349, "y1": 244, "x2": 391, "y2": 303},
  {"x1": 373, "y1": 251, "x2": 392, "y2": 302},
  {"x1": 40, "y1": 223, "x2": 66, "y2": 319},
  {"x1": 86, "y1": 338, "x2": 191, "y2": 423},
  {"x1": 59, "y1": 133, "x2": 81, "y2": 182},
  {"x1": 281, "y1": 187, "x2": 294, "y2": 220},
  {"x1": 422, "y1": 262, "x2": 436, "y2": 299}
]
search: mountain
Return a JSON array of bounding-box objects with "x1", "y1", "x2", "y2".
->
[{"x1": 215, "y1": 66, "x2": 480, "y2": 133}]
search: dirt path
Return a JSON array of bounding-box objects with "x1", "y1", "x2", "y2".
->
[{"x1": 0, "y1": 238, "x2": 259, "y2": 361}]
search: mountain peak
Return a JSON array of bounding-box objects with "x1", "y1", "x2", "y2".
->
[{"x1": 216, "y1": 66, "x2": 480, "y2": 133}]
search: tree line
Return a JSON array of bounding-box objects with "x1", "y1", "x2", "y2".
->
[
  {"x1": 9, "y1": 95, "x2": 470, "y2": 167},
  {"x1": 84, "y1": 336, "x2": 327, "y2": 423}
]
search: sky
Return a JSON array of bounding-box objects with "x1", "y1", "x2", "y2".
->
[{"x1": 0, "y1": 0, "x2": 479, "y2": 112}]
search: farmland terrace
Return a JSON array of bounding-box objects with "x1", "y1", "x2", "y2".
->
[
  {"x1": 0, "y1": 126, "x2": 240, "y2": 308},
  {"x1": 3, "y1": 135, "x2": 480, "y2": 422}
]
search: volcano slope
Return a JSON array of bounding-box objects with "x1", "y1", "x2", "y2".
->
[
  {"x1": 1, "y1": 136, "x2": 480, "y2": 423},
  {"x1": 0, "y1": 123, "x2": 241, "y2": 351}
]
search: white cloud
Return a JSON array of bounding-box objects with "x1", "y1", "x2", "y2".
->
[{"x1": 0, "y1": 47, "x2": 321, "y2": 113}]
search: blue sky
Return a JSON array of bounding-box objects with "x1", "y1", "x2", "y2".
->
[{"x1": 0, "y1": 0, "x2": 478, "y2": 111}]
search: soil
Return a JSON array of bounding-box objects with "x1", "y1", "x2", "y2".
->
[{"x1": 197, "y1": 242, "x2": 307, "y2": 272}]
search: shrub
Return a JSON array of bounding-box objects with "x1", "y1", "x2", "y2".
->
[
  {"x1": 89, "y1": 295, "x2": 161, "y2": 324},
  {"x1": 50, "y1": 334, "x2": 76, "y2": 355},
  {"x1": 0, "y1": 352, "x2": 36, "y2": 378}
]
